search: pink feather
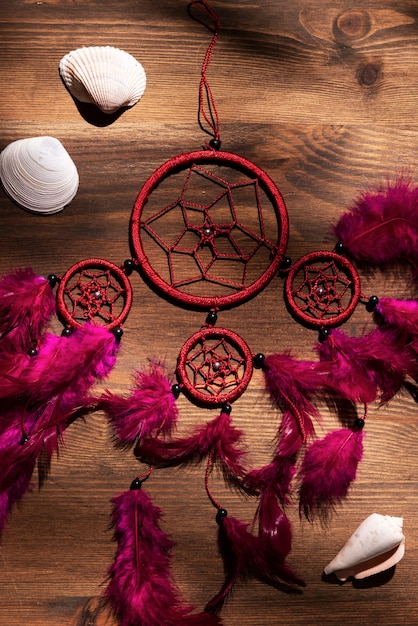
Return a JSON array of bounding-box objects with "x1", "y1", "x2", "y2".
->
[
  {"x1": 205, "y1": 513, "x2": 305, "y2": 614},
  {"x1": 263, "y1": 352, "x2": 326, "y2": 456},
  {"x1": 376, "y1": 297, "x2": 418, "y2": 336},
  {"x1": 0, "y1": 268, "x2": 56, "y2": 351},
  {"x1": 298, "y1": 427, "x2": 364, "y2": 520},
  {"x1": 104, "y1": 484, "x2": 223, "y2": 626},
  {"x1": 100, "y1": 362, "x2": 178, "y2": 444},
  {"x1": 334, "y1": 178, "x2": 418, "y2": 274},
  {"x1": 135, "y1": 410, "x2": 247, "y2": 488},
  {"x1": 318, "y1": 327, "x2": 410, "y2": 403},
  {"x1": 0, "y1": 324, "x2": 118, "y2": 532}
]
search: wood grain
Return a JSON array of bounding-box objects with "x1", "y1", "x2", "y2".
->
[{"x1": 1, "y1": 1, "x2": 418, "y2": 625}]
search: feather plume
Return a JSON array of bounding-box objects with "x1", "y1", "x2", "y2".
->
[
  {"x1": 244, "y1": 455, "x2": 295, "y2": 563},
  {"x1": 263, "y1": 352, "x2": 326, "y2": 456},
  {"x1": 134, "y1": 409, "x2": 247, "y2": 487},
  {"x1": 104, "y1": 485, "x2": 223, "y2": 626},
  {"x1": 318, "y1": 327, "x2": 410, "y2": 404},
  {"x1": 298, "y1": 427, "x2": 364, "y2": 521},
  {"x1": 0, "y1": 268, "x2": 55, "y2": 351},
  {"x1": 0, "y1": 324, "x2": 118, "y2": 532},
  {"x1": 205, "y1": 513, "x2": 305, "y2": 615},
  {"x1": 376, "y1": 297, "x2": 418, "y2": 337},
  {"x1": 334, "y1": 178, "x2": 418, "y2": 274},
  {"x1": 100, "y1": 361, "x2": 178, "y2": 444}
]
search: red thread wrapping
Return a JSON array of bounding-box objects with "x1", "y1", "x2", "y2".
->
[
  {"x1": 56, "y1": 258, "x2": 132, "y2": 330},
  {"x1": 176, "y1": 326, "x2": 253, "y2": 406},
  {"x1": 131, "y1": 150, "x2": 289, "y2": 310},
  {"x1": 285, "y1": 251, "x2": 361, "y2": 328}
]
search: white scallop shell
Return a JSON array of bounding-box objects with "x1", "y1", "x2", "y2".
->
[
  {"x1": 59, "y1": 46, "x2": 146, "y2": 114},
  {"x1": 0, "y1": 136, "x2": 79, "y2": 214},
  {"x1": 324, "y1": 513, "x2": 405, "y2": 581}
]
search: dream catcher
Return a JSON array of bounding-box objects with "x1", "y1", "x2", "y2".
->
[{"x1": 1, "y1": 1, "x2": 418, "y2": 625}]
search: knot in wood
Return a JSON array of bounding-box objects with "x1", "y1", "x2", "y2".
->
[{"x1": 334, "y1": 9, "x2": 371, "y2": 41}]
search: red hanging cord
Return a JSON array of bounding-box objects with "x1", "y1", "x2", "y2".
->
[{"x1": 189, "y1": 0, "x2": 222, "y2": 146}]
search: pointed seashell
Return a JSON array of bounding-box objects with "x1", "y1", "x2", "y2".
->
[
  {"x1": 0, "y1": 136, "x2": 79, "y2": 214},
  {"x1": 59, "y1": 46, "x2": 146, "y2": 114},
  {"x1": 324, "y1": 513, "x2": 405, "y2": 581}
]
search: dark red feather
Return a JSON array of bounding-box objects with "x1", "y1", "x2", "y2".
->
[
  {"x1": 135, "y1": 409, "x2": 247, "y2": 488},
  {"x1": 205, "y1": 513, "x2": 305, "y2": 615}
]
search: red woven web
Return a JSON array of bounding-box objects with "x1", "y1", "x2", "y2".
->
[
  {"x1": 57, "y1": 259, "x2": 132, "y2": 330},
  {"x1": 285, "y1": 251, "x2": 361, "y2": 328},
  {"x1": 177, "y1": 326, "x2": 253, "y2": 407},
  {"x1": 131, "y1": 151, "x2": 288, "y2": 310}
]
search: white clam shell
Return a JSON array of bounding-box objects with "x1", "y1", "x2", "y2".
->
[
  {"x1": 324, "y1": 513, "x2": 405, "y2": 581},
  {"x1": 59, "y1": 46, "x2": 146, "y2": 114},
  {"x1": 0, "y1": 136, "x2": 79, "y2": 214}
]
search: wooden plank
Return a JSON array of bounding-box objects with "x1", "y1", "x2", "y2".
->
[{"x1": 1, "y1": 1, "x2": 418, "y2": 625}]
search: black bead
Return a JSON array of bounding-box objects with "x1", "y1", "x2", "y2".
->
[
  {"x1": 27, "y1": 347, "x2": 38, "y2": 357},
  {"x1": 206, "y1": 310, "x2": 218, "y2": 326},
  {"x1": 124, "y1": 259, "x2": 134, "y2": 275},
  {"x1": 47, "y1": 274, "x2": 59, "y2": 287},
  {"x1": 279, "y1": 256, "x2": 292, "y2": 271},
  {"x1": 130, "y1": 478, "x2": 143, "y2": 490},
  {"x1": 209, "y1": 138, "x2": 222, "y2": 151},
  {"x1": 113, "y1": 327, "x2": 124, "y2": 342},
  {"x1": 61, "y1": 326, "x2": 72, "y2": 337},
  {"x1": 253, "y1": 353, "x2": 265, "y2": 369},
  {"x1": 222, "y1": 402, "x2": 232, "y2": 415},
  {"x1": 20, "y1": 434, "x2": 29, "y2": 445},
  {"x1": 171, "y1": 383, "x2": 181, "y2": 399},
  {"x1": 366, "y1": 295, "x2": 379, "y2": 312},
  {"x1": 354, "y1": 417, "x2": 365, "y2": 430},
  {"x1": 216, "y1": 508, "x2": 228, "y2": 524},
  {"x1": 334, "y1": 241, "x2": 345, "y2": 254},
  {"x1": 318, "y1": 327, "x2": 330, "y2": 343}
]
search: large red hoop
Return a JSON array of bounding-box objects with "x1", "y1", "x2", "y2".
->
[
  {"x1": 56, "y1": 258, "x2": 133, "y2": 330},
  {"x1": 285, "y1": 251, "x2": 361, "y2": 328},
  {"x1": 130, "y1": 150, "x2": 288, "y2": 310},
  {"x1": 176, "y1": 326, "x2": 254, "y2": 407}
]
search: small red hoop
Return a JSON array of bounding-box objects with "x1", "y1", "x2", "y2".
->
[
  {"x1": 130, "y1": 150, "x2": 288, "y2": 310},
  {"x1": 176, "y1": 326, "x2": 254, "y2": 407},
  {"x1": 285, "y1": 250, "x2": 361, "y2": 328},
  {"x1": 56, "y1": 258, "x2": 133, "y2": 330}
]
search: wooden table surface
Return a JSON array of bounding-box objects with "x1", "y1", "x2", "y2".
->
[{"x1": 1, "y1": 1, "x2": 418, "y2": 624}]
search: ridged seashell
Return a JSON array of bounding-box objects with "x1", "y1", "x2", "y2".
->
[
  {"x1": 59, "y1": 46, "x2": 146, "y2": 114},
  {"x1": 324, "y1": 513, "x2": 405, "y2": 581},
  {"x1": 0, "y1": 136, "x2": 79, "y2": 214}
]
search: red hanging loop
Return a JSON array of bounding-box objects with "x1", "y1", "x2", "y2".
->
[{"x1": 189, "y1": 0, "x2": 222, "y2": 144}]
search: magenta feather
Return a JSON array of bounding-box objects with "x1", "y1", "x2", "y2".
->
[
  {"x1": 334, "y1": 178, "x2": 418, "y2": 274},
  {"x1": 298, "y1": 427, "x2": 364, "y2": 520},
  {"x1": 263, "y1": 352, "x2": 326, "y2": 456},
  {"x1": 135, "y1": 410, "x2": 247, "y2": 488},
  {"x1": 205, "y1": 513, "x2": 305, "y2": 614},
  {"x1": 318, "y1": 327, "x2": 410, "y2": 404},
  {"x1": 0, "y1": 268, "x2": 56, "y2": 351},
  {"x1": 104, "y1": 485, "x2": 223, "y2": 626},
  {"x1": 0, "y1": 324, "x2": 118, "y2": 532},
  {"x1": 376, "y1": 297, "x2": 418, "y2": 337},
  {"x1": 100, "y1": 362, "x2": 178, "y2": 444}
]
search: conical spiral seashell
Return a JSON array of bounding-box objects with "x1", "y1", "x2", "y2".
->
[
  {"x1": 59, "y1": 46, "x2": 146, "y2": 114},
  {"x1": 324, "y1": 513, "x2": 405, "y2": 581},
  {"x1": 0, "y1": 136, "x2": 79, "y2": 214}
]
